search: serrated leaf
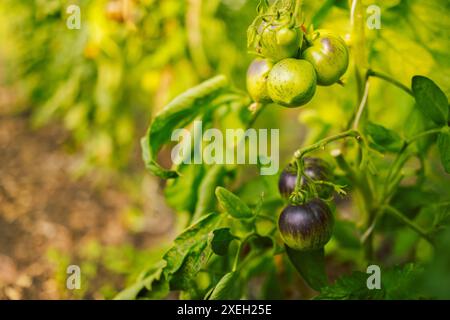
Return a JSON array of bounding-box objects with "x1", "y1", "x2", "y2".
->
[
  {"x1": 215, "y1": 187, "x2": 254, "y2": 219},
  {"x1": 431, "y1": 203, "x2": 450, "y2": 234},
  {"x1": 438, "y1": 128, "x2": 450, "y2": 173},
  {"x1": 285, "y1": 246, "x2": 328, "y2": 291},
  {"x1": 412, "y1": 76, "x2": 449, "y2": 126},
  {"x1": 366, "y1": 122, "x2": 403, "y2": 153},
  {"x1": 163, "y1": 212, "x2": 221, "y2": 275},
  {"x1": 211, "y1": 228, "x2": 237, "y2": 256},
  {"x1": 142, "y1": 75, "x2": 228, "y2": 178},
  {"x1": 169, "y1": 239, "x2": 212, "y2": 291},
  {"x1": 315, "y1": 271, "x2": 375, "y2": 300},
  {"x1": 114, "y1": 260, "x2": 168, "y2": 300},
  {"x1": 316, "y1": 264, "x2": 422, "y2": 300},
  {"x1": 382, "y1": 264, "x2": 423, "y2": 299},
  {"x1": 208, "y1": 272, "x2": 241, "y2": 300}
]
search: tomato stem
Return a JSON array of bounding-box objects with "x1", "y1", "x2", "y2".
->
[
  {"x1": 293, "y1": 129, "x2": 361, "y2": 159},
  {"x1": 382, "y1": 205, "x2": 434, "y2": 245},
  {"x1": 367, "y1": 69, "x2": 413, "y2": 97},
  {"x1": 290, "y1": 0, "x2": 303, "y2": 27},
  {"x1": 352, "y1": 79, "x2": 370, "y2": 130},
  {"x1": 382, "y1": 127, "x2": 442, "y2": 200},
  {"x1": 232, "y1": 233, "x2": 257, "y2": 271}
]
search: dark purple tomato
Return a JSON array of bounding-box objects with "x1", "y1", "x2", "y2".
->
[
  {"x1": 278, "y1": 199, "x2": 334, "y2": 251},
  {"x1": 278, "y1": 158, "x2": 332, "y2": 198}
]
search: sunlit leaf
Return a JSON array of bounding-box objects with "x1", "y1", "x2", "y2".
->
[
  {"x1": 412, "y1": 76, "x2": 448, "y2": 126},
  {"x1": 215, "y1": 186, "x2": 254, "y2": 219}
]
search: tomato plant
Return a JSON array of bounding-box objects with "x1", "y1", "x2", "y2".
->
[{"x1": 109, "y1": 0, "x2": 448, "y2": 300}]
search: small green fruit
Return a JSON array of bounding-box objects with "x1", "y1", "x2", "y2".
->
[
  {"x1": 246, "y1": 58, "x2": 273, "y2": 103},
  {"x1": 302, "y1": 30, "x2": 349, "y2": 86},
  {"x1": 258, "y1": 22, "x2": 301, "y2": 62},
  {"x1": 267, "y1": 58, "x2": 317, "y2": 107}
]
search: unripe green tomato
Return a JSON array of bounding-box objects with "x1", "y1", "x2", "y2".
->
[
  {"x1": 302, "y1": 30, "x2": 349, "y2": 86},
  {"x1": 267, "y1": 58, "x2": 317, "y2": 107},
  {"x1": 278, "y1": 199, "x2": 334, "y2": 251},
  {"x1": 246, "y1": 58, "x2": 273, "y2": 103},
  {"x1": 258, "y1": 21, "x2": 301, "y2": 62}
]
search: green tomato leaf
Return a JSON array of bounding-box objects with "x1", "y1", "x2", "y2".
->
[
  {"x1": 412, "y1": 76, "x2": 449, "y2": 126},
  {"x1": 316, "y1": 264, "x2": 422, "y2": 299},
  {"x1": 438, "y1": 127, "x2": 450, "y2": 174},
  {"x1": 431, "y1": 203, "x2": 450, "y2": 234},
  {"x1": 142, "y1": 75, "x2": 229, "y2": 179},
  {"x1": 118, "y1": 213, "x2": 222, "y2": 298},
  {"x1": 114, "y1": 260, "x2": 168, "y2": 300},
  {"x1": 215, "y1": 186, "x2": 254, "y2": 219},
  {"x1": 169, "y1": 239, "x2": 212, "y2": 291},
  {"x1": 208, "y1": 272, "x2": 242, "y2": 300},
  {"x1": 315, "y1": 271, "x2": 376, "y2": 300},
  {"x1": 210, "y1": 228, "x2": 237, "y2": 256},
  {"x1": 365, "y1": 122, "x2": 403, "y2": 153},
  {"x1": 163, "y1": 212, "x2": 221, "y2": 275},
  {"x1": 285, "y1": 246, "x2": 328, "y2": 291}
]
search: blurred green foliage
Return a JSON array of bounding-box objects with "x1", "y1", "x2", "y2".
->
[{"x1": 0, "y1": 0, "x2": 256, "y2": 171}]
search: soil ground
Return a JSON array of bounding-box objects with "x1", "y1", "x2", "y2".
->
[{"x1": 0, "y1": 91, "x2": 174, "y2": 299}]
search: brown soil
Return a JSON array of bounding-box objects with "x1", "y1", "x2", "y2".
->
[{"x1": 0, "y1": 110, "x2": 174, "y2": 299}]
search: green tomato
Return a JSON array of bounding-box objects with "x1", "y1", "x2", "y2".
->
[
  {"x1": 246, "y1": 58, "x2": 273, "y2": 103},
  {"x1": 302, "y1": 30, "x2": 349, "y2": 86},
  {"x1": 257, "y1": 21, "x2": 301, "y2": 62},
  {"x1": 267, "y1": 58, "x2": 317, "y2": 107}
]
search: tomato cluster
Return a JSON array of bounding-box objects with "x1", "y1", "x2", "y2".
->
[
  {"x1": 247, "y1": 24, "x2": 349, "y2": 107},
  {"x1": 277, "y1": 158, "x2": 335, "y2": 251}
]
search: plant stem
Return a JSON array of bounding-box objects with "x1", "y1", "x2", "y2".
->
[
  {"x1": 407, "y1": 128, "x2": 442, "y2": 144},
  {"x1": 367, "y1": 69, "x2": 413, "y2": 96},
  {"x1": 383, "y1": 205, "x2": 434, "y2": 245},
  {"x1": 232, "y1": 242, "x2": 243, "y2": 272},
  {"x1": 352, "y1": 79, "x2": 370, "y2": 130},
  {"x1": 291, "y1": 0, "x2": 303, "y2": 26},
  {"x1": 350, "y1": 0, "x2": 367, "y2": 100},
  {"x1": 383, "y1": 127, "x2": 442, "y2": 199},
  {"x1": 186, "y1": 0, "x2": 212, "y2": 78},
  {"x1": 350, "y1": 0, "x2": 375, "y2": 261},
  {"x1": 294, "y1": 129, "x2": 361, "y2": 159},
  {"x1": 232, "y1": 233, "x2": 256, "y2": 271}
]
